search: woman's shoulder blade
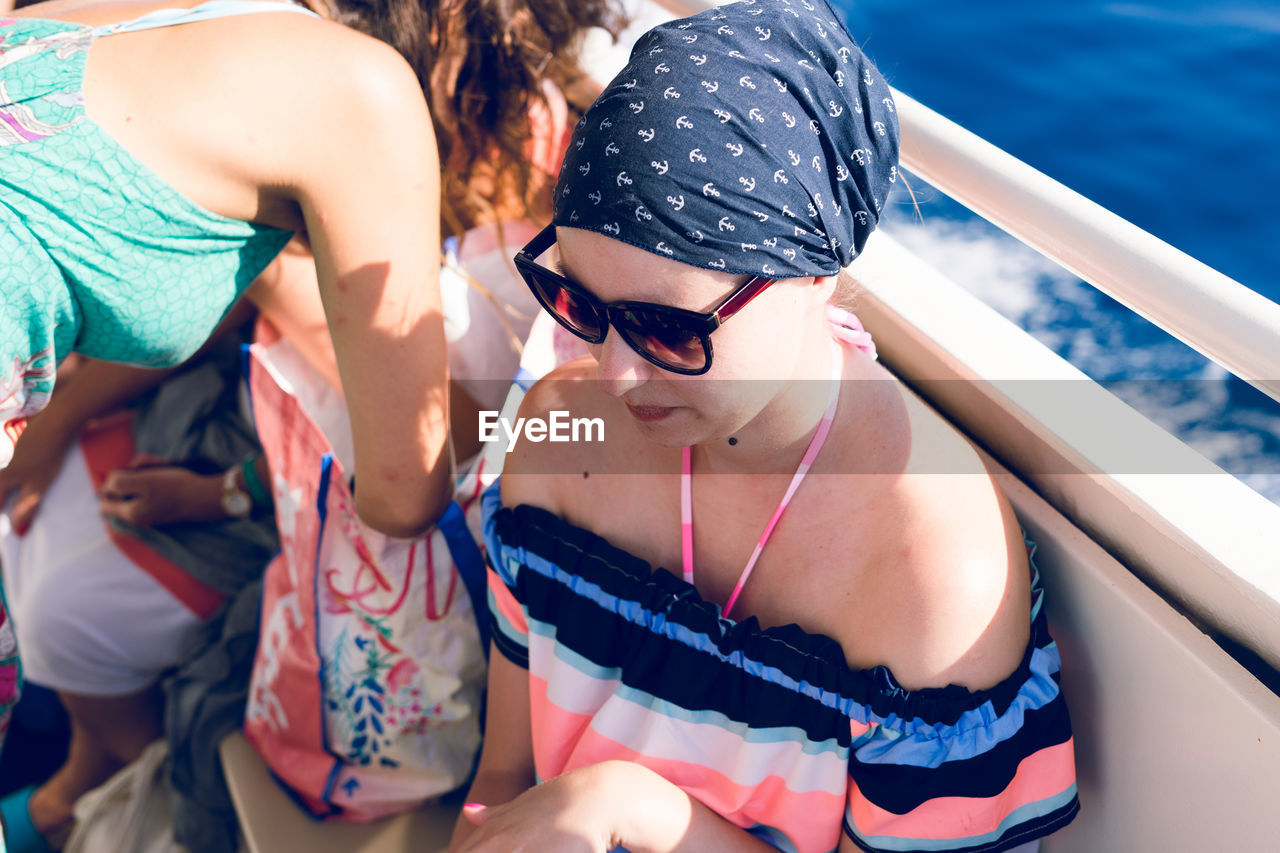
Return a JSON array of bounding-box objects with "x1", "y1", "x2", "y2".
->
[{"x1": 211, "y1": 14, "x2": 417, "y2": 116}]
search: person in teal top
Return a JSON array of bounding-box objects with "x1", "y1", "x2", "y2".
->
[
  {"x1": 0, "y1": 8, "x2": 296, "y2": 374},
  {"x1": 0, "y1": 0, "x2": 452, "y2": 538},
  {"x1": 1, "y1": 3, "x2": 452, "y2": 848}
]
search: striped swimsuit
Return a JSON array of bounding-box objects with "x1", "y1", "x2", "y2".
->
[{"x1": 483, "y1": 484, "x2": 1079, "y2": 853}]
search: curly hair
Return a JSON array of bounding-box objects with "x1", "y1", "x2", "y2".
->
[{"x1": 319, "y1": 0, "x2": 628, "y2": 237}]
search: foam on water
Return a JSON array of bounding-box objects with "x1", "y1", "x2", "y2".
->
[
  {"x1": 880, "y1": 206, "x2": 1280, "y2": 502},
  {"x1": 1105, "y1": 2, "x2": 1280, "y2": 35}
]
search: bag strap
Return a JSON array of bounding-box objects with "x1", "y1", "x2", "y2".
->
[{"x1": 437, "y1": 501, "x2": 490, "y2": 658}]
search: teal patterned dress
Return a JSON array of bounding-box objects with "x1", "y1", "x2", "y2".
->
[
  {"x1": 0, "y1": 3, "x2": 308, "y2": 462},
  {"x1": 0, "y1": 0, "x2": 312, "y2": 752}
]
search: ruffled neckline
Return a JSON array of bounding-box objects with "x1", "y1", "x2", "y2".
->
[{"x1": 486, "y1": 487, "x2": 1051, "y2": 732}]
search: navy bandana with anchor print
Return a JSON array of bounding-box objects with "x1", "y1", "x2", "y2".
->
[{"x1": 553, "y1": 0, "x2": 899, "y2": 279}]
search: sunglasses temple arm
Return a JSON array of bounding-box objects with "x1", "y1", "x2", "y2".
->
[{"x1": 714, "y1": 276, "x2": 775, "y2": 323}]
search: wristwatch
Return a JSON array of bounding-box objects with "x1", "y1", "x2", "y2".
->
[{"x1": 221, "y1": 466, "x2": 252, "y2": 518}]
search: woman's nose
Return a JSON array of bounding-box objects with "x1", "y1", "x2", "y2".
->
[{"x1": 588, "y1": 331, "x2": 653, "y2": 397}]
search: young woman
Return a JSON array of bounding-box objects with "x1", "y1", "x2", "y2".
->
[
  {"x1": 0, "y1": 0, "x2": 623, "y2": 846},
  {"x1": 452, "y1": 2, "x2": 1079, "y2": 852}
]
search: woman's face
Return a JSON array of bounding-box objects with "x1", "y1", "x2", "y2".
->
[{"x1": 555, "y1": 226, "x2": 834, "y2": 447}]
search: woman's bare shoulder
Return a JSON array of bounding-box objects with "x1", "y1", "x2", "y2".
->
[
  {"x1": 830, "y1": 383, "x2": 1032, "y2": 693},
  {"x1": 499, "y1": 358, "x2": 640, "y2": 512},
  {"x1": 65, "y1": 2, "x2": 430, "y2": 227},
  {"x1": 188, "y1": 12, "x2": 422, "y2": 143}
]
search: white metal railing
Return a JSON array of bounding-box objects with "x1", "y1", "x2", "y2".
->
[
  {"x1": 891, "y1": 88, "x2": 1280, "y2": 405},
  {"x1": 878, "y1": 90, "x2": 1280, "y2": 673}
]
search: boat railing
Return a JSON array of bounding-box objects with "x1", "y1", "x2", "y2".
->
[{"x1": 892, "y1": 88, "x2": 1280, "y2": 406}]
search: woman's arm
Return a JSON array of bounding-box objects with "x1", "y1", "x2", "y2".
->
[
  {"x1": 285, "y1": 35, "x2": 453, "y2": 537},
  {"x1": 0, "y1": 360, "x2": 166, "y2": 532},
  {"x1": 451, "y1": 595, "x2": 776, "y2": 853},
  {"x1": 456, "y1": 759, "x2": 780, "y2": 853},
  {"x1": 246, "y1": 235, "x2": 490, "y2": 460},
  {"x1": 246, "y1": 235, "x2": 343, "y2": 393},
  {"x1": 448, "y1": 648, "x2": 537, "y2": 851}
]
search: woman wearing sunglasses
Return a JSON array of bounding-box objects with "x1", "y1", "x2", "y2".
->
[{"x1": 451, "y1": 3, "x2": 1079, "y2": 853}]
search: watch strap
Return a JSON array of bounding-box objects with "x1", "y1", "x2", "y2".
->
[
  {"x1": 221, "y1": 466, "x2": 252, "y2": 517},
  {"x1": 241, "y1": 457, "x2": 271, "y2": 506}
]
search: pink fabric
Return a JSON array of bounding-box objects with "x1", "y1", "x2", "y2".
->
[
  {"x1": 0, "y1": 595, "x2": 18, "y2": 753},
  {"x1": 681, "y1": 313, "x2": 867, "y2": 617},
  {"x1": 242, "y1": 336, "x2": 485, "y2": 820},
  {"x1": 526, "y1": 654, "x2": 848, "y2": 853},
  {"x1": 826, "y1": 305, "x2": 877, "y2": 360}
]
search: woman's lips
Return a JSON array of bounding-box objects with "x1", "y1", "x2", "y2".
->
[{"x1": 625, "y1": 403, "x2": 677, "y2": 423}]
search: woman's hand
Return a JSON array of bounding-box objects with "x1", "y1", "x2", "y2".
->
[
  {"x1": 455, "y1": 760, "x2": 779, "y2": 853},
  {"x1": 99, "y1": 459, "x2": 227, "y2": 527},
  {"x1": 1, "y1": 349, "x2": 226, "y2": 534},
  {"x1": 0, "y1": 414, "x2": 78, "y2": 536},
  {"x1": 454, "y1": 763, "x2": 625, "y2": 853}
]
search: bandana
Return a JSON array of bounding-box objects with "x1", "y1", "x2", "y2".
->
[{"x1": 554, "y1": 0, "x2": 899, "y2": 279}]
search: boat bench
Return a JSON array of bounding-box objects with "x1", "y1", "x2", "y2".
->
[
  {"x1": 994, "y1": 464, "x2": 1280, "y2": 851},
  {"x1": 218, "y1": 732, "x2": 459, "y2": 853}
]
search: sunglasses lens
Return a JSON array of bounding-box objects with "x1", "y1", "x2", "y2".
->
[
  {"x1": 614, "y1": 306, "x2": 708, "y2": 372},
  {"x1": 526, "y1": 271, "x2": 604, "y2": 341}
]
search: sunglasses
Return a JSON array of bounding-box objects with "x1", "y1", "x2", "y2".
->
[{"x1": 513, "y1": 225, "x2": 776, "y2": 375}]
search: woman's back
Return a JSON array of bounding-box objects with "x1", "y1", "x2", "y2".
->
[
  {"x1": 6, "y1": 0, "x2": 436, "y2": 229},
  {"x1": 1, "y1": 3, "x2": 311, "y2": 368}
]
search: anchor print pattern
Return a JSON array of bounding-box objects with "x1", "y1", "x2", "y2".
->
[{"x1": 553, "y1": 0, "x2": 899, "y2": 279}]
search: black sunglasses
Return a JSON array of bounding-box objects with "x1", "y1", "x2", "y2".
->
[{"x1": 513, "y1": 225, "x2": 776, "y2": 375}]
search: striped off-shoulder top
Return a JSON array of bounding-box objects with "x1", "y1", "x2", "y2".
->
[{"x1": 482, "y1": 482, "x2": 1079, "y2": 853}]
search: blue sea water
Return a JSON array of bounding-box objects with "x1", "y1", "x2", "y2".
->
[{"x1": 831, "y1": 0, "x2": 1280, "y2": 500}]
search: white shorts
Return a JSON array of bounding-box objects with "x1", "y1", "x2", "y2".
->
[{"x1": 0, "y1": 440, "x2": 208, "y2": 697}]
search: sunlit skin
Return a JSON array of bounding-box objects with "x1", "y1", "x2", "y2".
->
[{"x1": 450, "y1": 229, "x2": 1033, "y2": 853}]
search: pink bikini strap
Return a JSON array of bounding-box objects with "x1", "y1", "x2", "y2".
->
[
  {"x1": 681, "y1": 452, "x2": 695, "y2": 584},
  {"x1": 826, "y1": 305, "x2": 877, "y2": 361},
  {"x1": 682, "y1": 315, "x2": 859, "y2": 617}
]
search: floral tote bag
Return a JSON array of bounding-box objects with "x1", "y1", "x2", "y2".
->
[{"x1": 241, "y1": 331, "x2": 489, "y2": 821}]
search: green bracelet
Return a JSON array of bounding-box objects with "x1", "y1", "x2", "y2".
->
[{"x1": 241, "y1": 457, "x2": 271, "y2": 507}]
